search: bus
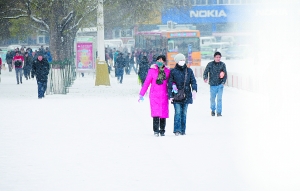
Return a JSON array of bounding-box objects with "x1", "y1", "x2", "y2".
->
[{"x1": 135, "y1": 30, "x2": 201, "y2": 68}]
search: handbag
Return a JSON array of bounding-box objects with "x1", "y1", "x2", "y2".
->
[{"x1": 173, "y1": 68, "x2": 187, "y2": 101}]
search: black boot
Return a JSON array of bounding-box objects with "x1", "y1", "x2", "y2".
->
[
  {"x1": 159, "y1": 118, "x2": 166, "y2": 136},
  {"x1": 211, "y1": 111, "x2": 215, "y2": 116}
]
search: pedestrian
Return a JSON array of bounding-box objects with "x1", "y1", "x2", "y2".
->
[
  {"x1": 6, "y1": 50, "x2": 13, "y2": 72},
  {"x1": 115, "y1": 52, "x2": 126, "y2": 84},
  {"x1": 44, "y1": 47, "x2": 53, "y2": 63},
  {"x1": 23, "y1": 52, "x2": 33, "y2": 80},
  {"x1": 113, "y1": 50, "x2": 119, "y2": 77},
  {"x1": 128, "y1": 52, "x2": 137, "y2": 74},
  {"x1": 139, "y1": 55, "x2": 170, "y2": 137},
  {"x1": 0, "y1": 57, "x2": 2, "y2": 75},
  {"x1": 31, "y1": 52, "x2": 50, "y2": 99},
  {"x1": 168, "y1": 53, "x2": 197, "y2": 136},
  {"x1": 12, "y1": 51, "x2": 24, "y2": 85},
  {"x1": 138, "y1": 52, "x2": 149, "y2": 86},
  {"x1": 203, "y1": 51, "x2": 227, "y2": 117},
  {"x1": 125, "y1": 53, "x2": 130, "y2": 75}
]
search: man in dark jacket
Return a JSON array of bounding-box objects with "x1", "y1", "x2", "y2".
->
[
  {"x1": 6, "y1": 50, "x2": 13, "y2": 72},
  {"x1": 203, "y1": 51, "x2": 227, "y2": 117},
  {"x1": 138, "y1": 52, "x2": 149, "y2": 86},
  {"x1": 23, "y1": 52, "x2": 33, "y2": 80},
  {"x1": 115, "y1": 52, "x2": 126, "y2": 84},
  {"x1": 31, "y1": 52, "x2": 50, "y2": 99}
]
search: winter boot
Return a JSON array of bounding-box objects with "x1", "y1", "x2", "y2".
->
[{"x1": 211, "y1": 111, "x2": 215, "y2": 116}]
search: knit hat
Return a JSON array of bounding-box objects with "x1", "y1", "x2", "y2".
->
[{"x1": 174, "y1": 53, "x2": 186, "y2": 63}]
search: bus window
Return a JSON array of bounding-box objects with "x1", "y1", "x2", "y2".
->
[
  {"x1": 168, "y1": 37, "x2": 200, "y2": 54},
  {"x1": 168, "y1": 40, "x2": 175, "y2": 52}
]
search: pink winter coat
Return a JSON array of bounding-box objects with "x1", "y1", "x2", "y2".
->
[{"x1": 139, "y1": 66, "x2": 170, "y2": 118}]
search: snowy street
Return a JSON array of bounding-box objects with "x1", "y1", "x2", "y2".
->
[{"x1": 0, "y1": 69, "x2": 299, "y2": 191}]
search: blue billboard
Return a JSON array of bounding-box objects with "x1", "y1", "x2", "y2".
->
[{"x1": 162, "y1": 4, "x2": 299, "y2": 24}]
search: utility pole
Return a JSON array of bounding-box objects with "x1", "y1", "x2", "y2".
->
[{"x1": 95, "y1": 0, "x2": 110, "y2": 86}]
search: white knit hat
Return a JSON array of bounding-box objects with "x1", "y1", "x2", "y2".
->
[{"x1": 174, "y1": 53, "x2": 186, "y2": 63}]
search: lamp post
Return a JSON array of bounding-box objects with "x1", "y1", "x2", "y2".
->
[{"x1": 95, "y1": 0, "x2": 110, "y2": 86}]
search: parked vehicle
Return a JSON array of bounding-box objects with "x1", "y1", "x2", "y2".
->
[
  {"x1": 220, "y1": 36, "x2": 235, "y2": 45},
  {"x1": 209, "y1": 42, "x2": 231, "y2": 57},
  {"x1": 200, "y1": 36, "x2": 216, "y2": 47},
  {"x1": 225, "y1": 45, "x2": 252, "y2": 60},
  {"x1": 104, "y1": 39, "x2": 124, "y2": 51},
  {"x1": 201, "y1": 46, "x2": 214, "y2": 60},
  {"x1": 7, "y1": 44, "x2": 22, "y2": 50}
]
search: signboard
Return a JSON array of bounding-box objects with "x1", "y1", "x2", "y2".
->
[
  {"x1": 76, "y1": 42, "x2": 94, "y2": 70},
  {"x1": 162, "y1": 4, "x2": 300, "y2": 24},
  {"x1": 75, "y1": 36, "x2": 95, "y2": 70}
]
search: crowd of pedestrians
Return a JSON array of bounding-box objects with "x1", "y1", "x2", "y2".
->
[
  {"x1": 1, "y1": 44, "x2": 228, "y2": 135},
  {"x1": 104, "y1": 47, "x2": 167, "y2": 85},
  {"x1": 2, "y1": 46, "x2": 52, "y2": 98}
]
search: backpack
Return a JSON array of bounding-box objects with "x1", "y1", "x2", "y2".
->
[{"x1": 15, "y1": 60, "x2": 22, "y2": 67}]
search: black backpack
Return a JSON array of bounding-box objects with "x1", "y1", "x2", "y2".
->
[{"x1": 15, "y1": 61, "x2": 22, "y2": 67}]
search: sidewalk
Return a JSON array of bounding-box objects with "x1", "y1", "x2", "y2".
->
[{"x1": 0, "y1": 69, "x2": 299, "y2": 191}]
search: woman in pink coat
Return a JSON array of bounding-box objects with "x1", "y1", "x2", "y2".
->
[{"x1": 139, "y1": 55, "x2": 170, "y2": 137}]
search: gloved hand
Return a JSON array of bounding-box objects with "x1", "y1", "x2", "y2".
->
[
  {"x1": 172, "y1": 83, "x2": 178, "y2": 93},
  {"x1": 138, "y1": 95, "x2": 144, "y2": 102},
  {"x1": 220, "y1": 71, "x2": 225, "y2": 79},
  {"x1": 192, "y1": 90, "x2": 196, "y2": 100},
  {"x1": 204, "y1": 79, "x2": 208, "y2": 83}
]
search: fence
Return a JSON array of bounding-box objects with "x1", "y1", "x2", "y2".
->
[
  {"x1": 46, "y1": 58, "x2": 76, "y2": 95},
  {"x1": 191, "y1": 66, "x2": 262, "y2": 92}
]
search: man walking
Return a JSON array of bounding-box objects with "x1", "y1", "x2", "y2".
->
[
  {"x1": 12, "y1": 52, "x2": 24, "y2": 84},
  {"x1": 203, "y1": 52, "x2": 227, "y2": 117},
  {"x1": 23, "y1": 52, "x2": 33, "y2": 80},
  {"x1": 31, "y1": 53, "x2": 50, "y2": 99},
  {"x1": 115, "y1": 52, "x2": 126, "y2": 84},
  {"x1": 6, "y1": 50, "x2": 13, "y2": 72}
]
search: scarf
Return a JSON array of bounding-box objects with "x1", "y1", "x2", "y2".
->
[{"x1": 156, "y1": 66, "x2": 166, "y2": 85}]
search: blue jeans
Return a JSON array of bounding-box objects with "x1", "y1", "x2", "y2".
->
[
  {"x1": 15, "y1": 68, "x2": 23, "y2": 84},
  {"x1": 173, "y1": 103, "x2": 188, "y2": 134},
  {"x1": 117, "y1": 68, "x2": 124, "y2": 83},
  {"x1": 210, "y1": 84, "x2": 224, "y2": 114},
  {"x1": 37, "y1": 81, "x2": 47, "y2": 98}
]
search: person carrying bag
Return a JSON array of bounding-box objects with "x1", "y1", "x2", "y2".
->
[{"x1": 168, "y1": 53, "x2": 197, "y2": 136}]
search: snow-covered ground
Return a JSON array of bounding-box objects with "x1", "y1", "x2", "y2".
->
[{"x1": 0, "y1": 67, "x2": 299, "y2": 191}]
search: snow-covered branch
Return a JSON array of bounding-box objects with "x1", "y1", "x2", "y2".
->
[
  {"x1": 31, "y1": 25, "x2": 49, "y2": 33},
  {"x1": 60, "y1": 11, "x2": 74, "y2": 32},
  {"x1": 4, "y1": 15, "x2": 28, "y2": 19},
  {"x1": 25, "y1": 1, "x2": 50, "y2": 31},
  {"x1": 29, "y1": 15, "x2": 50, "y2": 30},
  {"x1": 68, "y1": 6, "x2": 97, "y2": 31}
]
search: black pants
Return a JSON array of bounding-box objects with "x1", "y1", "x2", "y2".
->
[{"x1": 153, "y1": 117, "x2": 166, "y2": 134}]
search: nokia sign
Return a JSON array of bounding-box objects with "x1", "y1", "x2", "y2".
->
[
  {"x1": 190, "y1": 10, "x2": 227, "y2": 18},
  {"x1": 162, "y1": 4, "x2": 299, "y2": 24}
]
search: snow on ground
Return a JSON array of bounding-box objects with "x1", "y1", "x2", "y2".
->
[{"x1": 0, "y1": 66, "x2": 299, "y2": 191}]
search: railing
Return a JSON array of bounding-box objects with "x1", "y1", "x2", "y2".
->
[
  {"x1": 191, "y1": 66, "x2": 259, "y2": 92},
  {"x1": 46, "y1": 58, "x2": 76, "y2": 95}
]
